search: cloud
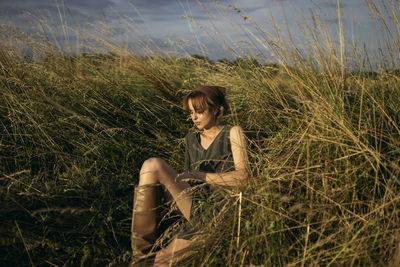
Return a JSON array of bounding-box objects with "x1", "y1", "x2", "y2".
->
[
  {"x1": 0, "y1": 7, "x2": 25, "y2": 17},
  {"x1": 0, "y1": 0, "x2": 378, "y2": 63},
  {"x1": 0, "y1": 0, "x2": 114, "y2": 23},
  {"x1": 317, "y1": 1, "x2": 347, "y2": 9}
]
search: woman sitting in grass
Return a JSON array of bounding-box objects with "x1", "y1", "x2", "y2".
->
[{"x1": 130, "y1": 85, "x2": 248, "y2": 266}]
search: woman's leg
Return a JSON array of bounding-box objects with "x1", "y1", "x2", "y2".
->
[
  {"x1": 138, "y1": 157, "x2": 192, "y2": 219},
  {"x1": 138, "y1": 158, "x2": 194, "y2": 266},
  {"x1": 131, "y1": 157, "x2": 193, "y2": 263},
  {"x1": 131, "y1": 183, "x2": 162, "y2": 259},
  {"x1": 153, "y1": 238, "x2": 192, "y2": 267}
]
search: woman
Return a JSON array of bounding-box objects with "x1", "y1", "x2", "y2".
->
[{"x1": 130, "y1": 85, "x2": 248, "y2": 266}]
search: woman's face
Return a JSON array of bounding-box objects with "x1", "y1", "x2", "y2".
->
[{"x1": 188, "y1": 98, "x2": 218, "y2": 130}]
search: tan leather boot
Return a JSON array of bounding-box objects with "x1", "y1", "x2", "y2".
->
[{"x1": 130, "y1": 183, "x2": 161, "y2": 264}]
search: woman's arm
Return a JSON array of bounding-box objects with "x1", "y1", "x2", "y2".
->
[{"x1": 195, "y1": 126, "x2": 248, "y2": 187}]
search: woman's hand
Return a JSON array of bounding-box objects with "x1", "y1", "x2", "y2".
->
[
  {"x1": 175, "y1": 172, "x2": 206, "y2": 183},
  {"x1": 175, "y1": 172, "x2": 194, "y2": 183}
]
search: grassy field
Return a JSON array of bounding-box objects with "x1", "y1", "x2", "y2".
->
[{"x1": 1, "y1": 1, "x2": 400, "y2": 266}]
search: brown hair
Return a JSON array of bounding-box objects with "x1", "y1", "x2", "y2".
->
[{"x1": 183, "y1": 85, "x2": 229, "y2": 121}]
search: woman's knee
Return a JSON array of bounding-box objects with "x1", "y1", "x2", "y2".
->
[
  {"x1": 141, "y1": 157, "x2": 164, "y2": 172},
  {"x1": 139, "y1": 158, "x2": 166, "y2": 185}
]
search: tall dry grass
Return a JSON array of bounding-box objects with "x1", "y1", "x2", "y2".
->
[{"x1": 0, "y1": 0, "x2": 399, "y2": 266}]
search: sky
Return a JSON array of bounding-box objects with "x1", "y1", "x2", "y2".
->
[{"x1": 0, "y1": 0, "x2": 395, "y2": 65}]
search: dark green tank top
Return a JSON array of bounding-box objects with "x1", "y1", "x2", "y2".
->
[{"x1": 184, "y1": 125, "x2": 235, "y2": 173}]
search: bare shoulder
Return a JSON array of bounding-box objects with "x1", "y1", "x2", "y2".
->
[
  {"x1": 229, "y1": 125, "x2": 246, "y2": 144},
  {"x1": 229, "y1": 125, "x2": 248, "y2": 172},
  {"x1": 230, "y1": 125, "x2": 245, "y2": 137}
]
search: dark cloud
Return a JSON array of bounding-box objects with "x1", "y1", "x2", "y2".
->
[
  {"x1": 0, "y1": 0, "x2": 114, "y2": 10},
  {"x1": 0, "y1": 7, "x2": 24, "y2": 16},
  {"x1": 0, "y1": 0, "x2": 374, "y2": 63},
  {"x1": 0, "y1": 0, "x2": 263, "y2": 27},
  {"x1": 182, "y1": 15, "x2": 210, "y2": 21},
  {"x1": 65, "y1": 0, "x2": 114, "y2": 9},
  {"x1": 315, "y1": 1, "x2": 347, "y2": 9},
  {"x1": 0, "y1": 0, "x2": 114, "y2": 21},
  {"x1": 323, "y1": 16, "x2": 339, "y2": 25},
  {"x1": 121, "y1": 0, "x2": 231, "y2": 9},
  {"x1": 306, "y1": 1, "x2": 350, "y2": 25}
]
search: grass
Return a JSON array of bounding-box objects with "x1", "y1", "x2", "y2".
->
[{"x1": 1, "y1": 0, "x2": 400, "y2": 266}]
